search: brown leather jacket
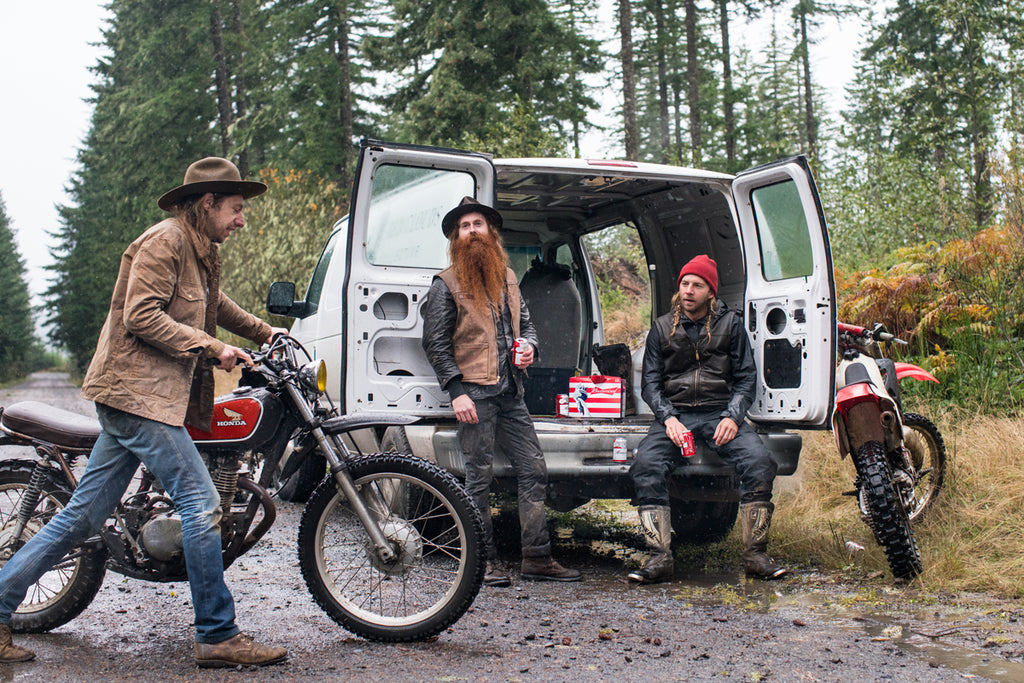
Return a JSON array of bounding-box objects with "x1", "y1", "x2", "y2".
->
[{"x1": 82, "y1": 217, "x2": 271, "y2": 430}]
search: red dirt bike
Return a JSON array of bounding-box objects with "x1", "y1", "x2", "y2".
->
[
  {"x1": 832, "y1": 322, "x2": 947, "y2": 579},
  {"x1": 0, "y1": 335, "x2": 485, "y2": 641}
]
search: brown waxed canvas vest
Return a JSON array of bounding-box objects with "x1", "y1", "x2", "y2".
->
[{"x1": 438, "y1": 267, "x2": 521, "y2": 385}]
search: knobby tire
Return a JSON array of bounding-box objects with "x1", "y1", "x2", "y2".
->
[
  {"x1": 298, "y1": 453, "x2": 485, "y2": 642},
  {"x1": 853, "y1": 442, "x2": 923, "y2": 579}
]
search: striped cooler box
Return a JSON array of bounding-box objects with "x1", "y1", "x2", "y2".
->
[{"x1": 568, "y1": 375, "x2": 624, "y2": 418}]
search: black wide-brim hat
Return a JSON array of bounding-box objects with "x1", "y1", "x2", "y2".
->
[
  {"x1": 158, "y1": 157, "x2": 267, "y2": 211},
  {"x1": 441, "y1": 196, "x2": 503, "y2": 238}
]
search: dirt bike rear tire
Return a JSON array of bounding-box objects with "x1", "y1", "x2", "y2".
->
[
  {"x1": 0, "y1": 460, "x2": 108, "y2": 633},
  {"x1": 901, "y1": 413, "x2": 946, "y2": 522},
  {"x1": 852, "y1": 442, "x2": 923, "y2": 580},
  {"x1": 298, "y1": 453, "x2": 485, "y2": 642}
]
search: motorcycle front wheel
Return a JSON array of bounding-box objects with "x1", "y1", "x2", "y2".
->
[
  {"x1": 0, "y1": 460, "x2": 108, "y2": 633},
  {"x1": 853, "y1": 441, "x2": 923, "y2": 580},
  {"x1": 901, "y1": 413, "x2": 946, "y2": 522},
  {"x1": 298, "y1": 453, "x2": 485, "y2": 642}
]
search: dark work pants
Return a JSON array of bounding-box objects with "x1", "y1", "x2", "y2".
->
[
  {"x1": 458, "y1": 393, "x2": 551, "y2": 560},
  {"x1": 630, "y1": 408, "x2": 776, "y2": 507}
]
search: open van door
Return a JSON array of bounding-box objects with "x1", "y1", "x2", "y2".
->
[
  {"x1": 732, "y1": 156, "x2": 835, "y2": 427},
  {"x1": 341, "y1": 140, "x2": 496, "y2": 416}
]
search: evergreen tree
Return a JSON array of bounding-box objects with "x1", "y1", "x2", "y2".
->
[{"x1": 0, "y1": 193, "x2": 39, "y2": 381}]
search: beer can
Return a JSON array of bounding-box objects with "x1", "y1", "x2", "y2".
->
[
  {"x1": 556, "y1": 394, "x2": 569, "y2": 417},
  {"x1": 612, "y1": 437, "x2": 628, "y2": 462},
  {"x1": 513, "y1": 337, "x2": 528, "y2": 366},
  {"x1": 681, "y1": 429, "x2": 695, "y2": 457}
]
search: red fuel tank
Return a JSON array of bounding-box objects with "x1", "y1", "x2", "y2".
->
[{"x1": 186, "y1": 387, "x2": 283, "y2": 449}]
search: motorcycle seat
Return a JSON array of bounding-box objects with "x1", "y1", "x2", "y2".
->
[{"x1": 0, "y1": 401, "x2": 101, "y2": 450}]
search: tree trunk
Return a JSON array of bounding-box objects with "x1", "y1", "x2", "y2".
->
[
  {"x1": 331, "y1": 2, "x2": 354, "y2": 186},
  {"x1": 798, "y1": 6, "x2": 818, "y2": 159},
  {"x1": 718, "y1": 0, "x2": 735, "y2": 168},
  {"x1": 230, "y1": 0, "x2": 249, "y2": 177},
  {"x1": 619, "y1": 0, "x2": 639, "y2": 160},
  {"x1": 654, "y1": 0, "x2": 670, "y2": 163},
  {"x1": 210, "y1": 2, "x2": 234, "y2": 158},
  {"x1": 684, "y1": 0, "x2": 701, "y2": 165}
]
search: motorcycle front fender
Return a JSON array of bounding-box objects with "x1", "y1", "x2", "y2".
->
[
  {"x1": 832, "y1": 383, "x2": 900, "y2": 458},
  {"x1": 894, "y1": 361, "x2": 939, "y2": 384}
]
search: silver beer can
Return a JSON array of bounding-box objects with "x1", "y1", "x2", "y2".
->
[{"x1": 612, "y1": 437, "x2": 628, "y2": 462}]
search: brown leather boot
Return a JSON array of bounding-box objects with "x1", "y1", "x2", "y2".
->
[
  {"x1": 194, "y1": 633, "x2": 288, "y2": 668},
  {"x1": 740, "y1": 501, "x2": 788, "y2": 580},
  {"x1": 483, "y1": 561, "x2": 511, "y2": 587},
  {"x1": 0, "y1": 625, "x2": 34, "y2": 663},
  {"x1": 521, "y1": 557, "x2": 581, "y2": 582},
  {"x1": 627, "y1": 505, "x2": 674, "y2": 584}
]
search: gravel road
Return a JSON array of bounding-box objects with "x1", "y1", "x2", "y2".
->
[{"x1": 1, "y1": 372, "x2": 1021, "y2": 682}]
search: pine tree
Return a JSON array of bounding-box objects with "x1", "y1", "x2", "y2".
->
[{"x1": 0, "y1": 193, "x2": 39, "y2": 381}]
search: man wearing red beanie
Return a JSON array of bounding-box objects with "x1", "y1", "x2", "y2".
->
[{"x1": 626, "y1": 254, "x2": 787, "y2": 583}]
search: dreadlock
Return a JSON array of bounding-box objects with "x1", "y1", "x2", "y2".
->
[{"x1": 669, "y1": 291, "x2": 719, "y2": 343}]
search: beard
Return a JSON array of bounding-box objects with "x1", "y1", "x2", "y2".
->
[{"x1": 450, "y1": 230, "x2": 508, "y2": 311}]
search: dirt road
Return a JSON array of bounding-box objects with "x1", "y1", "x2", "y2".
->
[{"x1": 0, "y1": 373, "x2": 1021, "y2": 682}]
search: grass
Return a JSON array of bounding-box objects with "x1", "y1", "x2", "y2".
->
[{"x1": 773, "y1": 410, "x2": 1024, "y2": 598}]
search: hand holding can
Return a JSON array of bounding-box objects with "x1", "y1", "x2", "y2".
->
[
  {"x1": 513, "y1": 338, "x2": 530, "y2": 367},
  {"x1": 681, "y1": 429, "x2": 695, "y2": 457}
]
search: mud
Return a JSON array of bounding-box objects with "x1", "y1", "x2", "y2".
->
[{"x1": 1, "y1": 373, "x2": 1022, "y2": 682}]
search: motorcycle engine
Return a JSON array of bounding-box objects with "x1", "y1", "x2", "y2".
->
[{"x1": 140, "y1": 514, "x2": 183, "y2": 562}]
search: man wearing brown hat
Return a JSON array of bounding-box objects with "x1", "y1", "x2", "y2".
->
[
  {"x1": 627, "y1": 254, "x2": 787, "y2": 584},
  {"x1": 422, "y1": 197, "x2": 580, "y2": 587},
  {"x1": 0, "y1": 158, "x2": 288, "y2": 667}
]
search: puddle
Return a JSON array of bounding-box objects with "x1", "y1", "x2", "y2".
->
[{"x1": 558, "y1": 528, "x2": 1024, "y2": 681}]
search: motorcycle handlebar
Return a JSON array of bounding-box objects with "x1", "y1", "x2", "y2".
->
[{"x1": 837, "y1": 322, "x2": 906, "y2": 345}]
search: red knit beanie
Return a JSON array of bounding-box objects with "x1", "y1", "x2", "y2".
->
[{"x1": 676, "y1": 254, "x2": 718, "y2": 295}]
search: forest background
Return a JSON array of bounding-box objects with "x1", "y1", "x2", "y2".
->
[{"x1": 0, "y1": 0, "x2": 1021, "y2": 419}]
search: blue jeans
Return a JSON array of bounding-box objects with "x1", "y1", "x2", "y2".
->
[{"x1": 0, "y1": 403, "x2": 239, "y2": 644}]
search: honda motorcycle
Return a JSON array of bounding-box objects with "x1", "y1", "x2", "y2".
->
[
  {"x1": 0, "y1": 335, "x2": 485, "y2": 641},
  {"x1": 832, "y1": 322, "x2": 946, "y2": 579}
]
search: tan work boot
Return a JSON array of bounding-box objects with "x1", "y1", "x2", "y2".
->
[
  {"x1": 483, "y1": 561, "x2": 511, "y2": 587},
  {"x1": 740, "y1": 501, "x2": 788, "y2": 580},
  {"x1": 521, "y1": 557, "x2": 581, "y2": 582},
  {"x1": 627, "y1": 505, "x2": 673, "y2": 584},
  {"x1": 0, "y1": 625, "x2": 34, "y2": 663},
  {"x1": 194, "y1": 633, "x2": 288, "y2": 668}
]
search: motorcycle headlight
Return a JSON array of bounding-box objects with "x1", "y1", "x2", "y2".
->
[{"x1": 297, "y1": 359, "x2": 327, "y2": 394}]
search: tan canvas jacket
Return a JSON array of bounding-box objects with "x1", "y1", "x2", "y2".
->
[{"x1": 82, "y1": 217, "x2": 270, "y2": 429}]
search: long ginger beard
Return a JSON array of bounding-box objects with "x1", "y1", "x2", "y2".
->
[{"x1": 449, "y1": 227, "x2": 508, "y2": 311}]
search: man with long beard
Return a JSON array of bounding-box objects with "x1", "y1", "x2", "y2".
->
[{"x1": 422, "y1": 197, "x2": 581, "y2": 587}]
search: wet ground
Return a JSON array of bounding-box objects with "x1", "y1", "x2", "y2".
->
[{"x1": 2, "y1": 373, "x2": 1023, "y2": 681}]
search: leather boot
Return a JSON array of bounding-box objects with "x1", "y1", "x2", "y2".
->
[
  {"x1": 0, "y1": 625, "x2": 34, "y2": 663},
  {"x1": 740, "y1": 501, "x2": 788, "y2": 580},
  {"x1": 520, "y1": 557, "x2": 582, "y2": 582},
  {"x1": 194, "y1": 633, "x2": 288, "y2": 668},
  {"x1": 483, "y1": 561, "x2": 511, "y2": 587},
  {"x1": 627, "y1": 505, "x2": 673, "y2": 584}
]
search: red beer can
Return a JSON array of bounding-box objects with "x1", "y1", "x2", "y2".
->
[
  {"x1": 556, "y1": 394, "x2": 569, "y2": 417},
  {"x1": 681, "y1": 429, "x2": 695, "y2": 457},
  {"x1": 513, "y1": 338, "x2": 528, "y2": 366}
]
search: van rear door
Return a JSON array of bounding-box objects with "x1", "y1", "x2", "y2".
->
[
  {"x1": 342, "y1": 140, "x2": 496, "y2": 416},
  {"x1": 732, "y1": 156, "x2": 835, "y2": 427}
]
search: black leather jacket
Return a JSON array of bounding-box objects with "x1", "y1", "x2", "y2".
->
[
  {"x1": 640, "y1": 301, "x2": 756, "y2": 425},
  {"x1": 421, "y1": 276, "x2": 539, "y2": 401}
]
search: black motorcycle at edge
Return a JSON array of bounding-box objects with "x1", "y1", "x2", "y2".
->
[{"x1": 0, "y1": 335, "x2": 485, "y2": 642}]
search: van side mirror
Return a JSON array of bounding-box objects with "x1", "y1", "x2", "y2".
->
[{"x1": 266, "y1": 281, "x2": 312, "y2": 318}]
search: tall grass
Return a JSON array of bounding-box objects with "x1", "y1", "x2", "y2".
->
[{"x1": 772, "y1": 411, "x2": 1024, "y2": 597}]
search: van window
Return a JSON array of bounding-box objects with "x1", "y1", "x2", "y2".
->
[
  {"x1": 365, "y1": 165, "x2": 476, "y2": 269},
  {"x1": 582, "y1": 224, "x2": 651, "y2": 346},
  {"x1": 750, "y1": 180, "x2": 814, "y2": 281},
  {"x1": 305, "y1": 228, "x2": 342, "y2": 310}
]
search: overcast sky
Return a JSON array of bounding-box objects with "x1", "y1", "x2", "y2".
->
[{"x1": 0, "y1": 3, "x2": 862, "y2": 313}]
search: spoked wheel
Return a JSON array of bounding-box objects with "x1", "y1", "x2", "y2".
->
[
  {"x1": 298, "y1": 453, "x2": 485, "y2": 642},
  {"x1": 853, "y1": 442, "x2": 923, "y2": 580},
  {"x1": 901, "y1": 413, "x2": 946, "y2": 522},
  {"x1": 0, "y1": 460, "x2": 107, "y2": 632}
]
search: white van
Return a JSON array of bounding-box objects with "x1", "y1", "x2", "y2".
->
[{"x1": 268, "y1": 139, "x2": 836, "y2": 542}]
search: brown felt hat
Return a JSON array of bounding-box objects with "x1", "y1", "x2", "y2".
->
[
  {"x1": 158, "y1": 157, "x2": 267, "y2": 211},
  {"x1": 441, "y1": 196, "x2": 503, "y2": 238}
]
